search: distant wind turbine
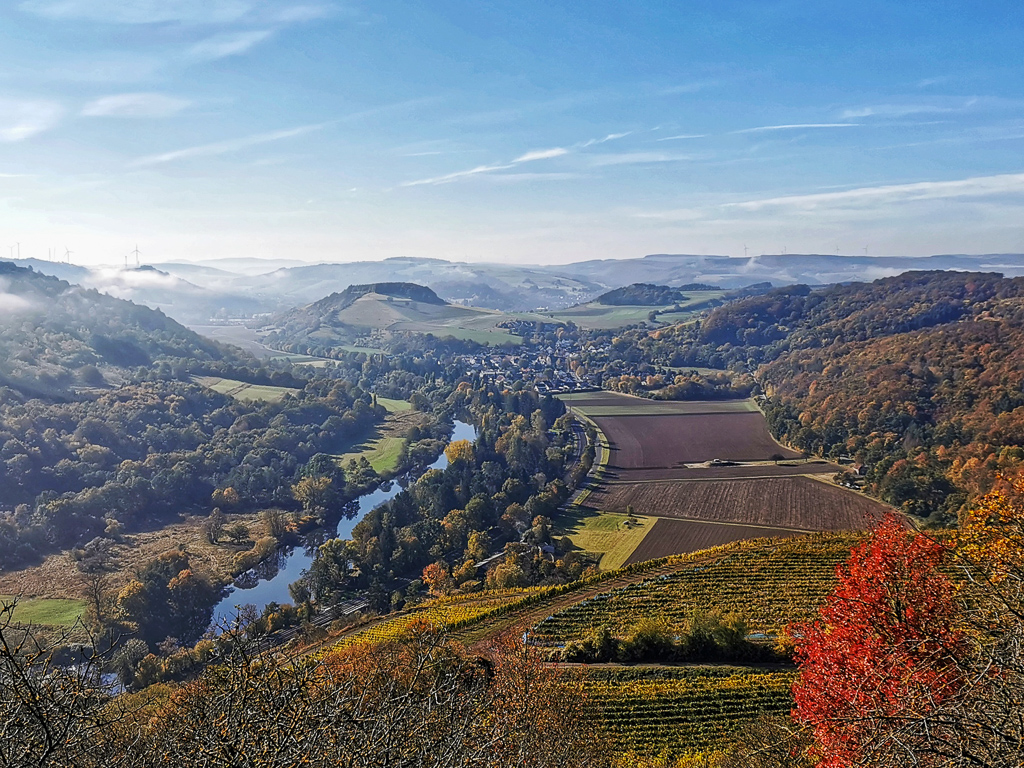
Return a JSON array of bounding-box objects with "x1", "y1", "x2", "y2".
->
[
  {"x1": 64, "y1": 246, "x2": 73, "y2": 264},
  {"x1": 743, "y1": 244, "x2": 748, "y2": 258},
  {"x1": 131, "y1": 244, "x2": 141, "y2": 267}
]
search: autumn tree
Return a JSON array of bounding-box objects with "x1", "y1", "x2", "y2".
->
[
  {"x1": 422, "y1": 561, "x2": 454, "y2": 596},
  {"x1": 444, "y1": 439, "x2": 474, "y2": 466},
  {"x1": 793, "y1": 511, "x2": 1024, "y2": 766}
]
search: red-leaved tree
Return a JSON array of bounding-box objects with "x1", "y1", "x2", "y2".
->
[{"x1": 791, "y1": 515, "x2": 968, "y2": 767}]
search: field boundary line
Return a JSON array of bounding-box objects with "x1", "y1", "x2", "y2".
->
[
  {"x1": 603, "y1": 471, "x2": 834, "y2": 485},
  {"x1": 639, "y1": 514, "x2": 818, "y2": 534}
]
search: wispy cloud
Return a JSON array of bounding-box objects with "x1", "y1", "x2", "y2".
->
[
  {"x1": 480, "y1": 172, "x2": 581, "y2": 184},
  {"x1": 512, "y1": 147, "x2": 568, "y2": 163},
  {"x1": 402, "y1": 145, "x2": 570, "y2": 186},
  {"x1": 588, "y1": 152, "x2": 694, "y2": 166},
  {"x1": 82, "y1": 92, "x2": 192, "y2": 118},
  {"x1": 0, "y1": 98, "x2": 63, "y2": 142},
  {"x1": 188, "y1": 30, "x2": 273, "y2": 60},
  {"x1": 660, "y1": 80, "x2": 717, "y2": 95},
  {"x1": 839, "y1": 104, "x2": 954, "y2": 120},
  {"x1": 635, "y1": 172, "x2": 1024, "y2": 222},
  {"x1": 19, "y1": 0, "x2": 255, "y2": 24},
  {"x1": 132, "y1": 123, "x2": 327, "y2": 166},
  {"x1": 657, "y1": 134, "x2": 706, "y2": 141},
  {"x1": 730, "y1": 123, "x2": 861, "y2": 134},
  {"x1": 271, "y1": 4, "x2": 333, "y2": 23},
  {"x1": 580, "y1": 132, "x2": 632, "y2": 147},
  {"x1": 401, "y1": 163, "x2": 516, "y2": 187},
  {"x1": 724, "y1": 172, "x2": 1024, "y2": 212}
]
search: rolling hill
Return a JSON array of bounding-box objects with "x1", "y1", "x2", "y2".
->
[{"x1": 263, "y1": 281, "x2": 555, "y2": 351}]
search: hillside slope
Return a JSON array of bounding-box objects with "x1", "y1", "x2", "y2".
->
[
  {"x1": 265, "y1": 281, "x2": 551, "y2": 351},
  {"x1": 0, "y1": 262, "x2": 238, "y2": 397},
  {"x1": 648, "y1": 271, "x2": 1024, "y2": 519}
]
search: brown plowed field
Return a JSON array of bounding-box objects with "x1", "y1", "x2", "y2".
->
[
  {"x1": 583, "y1": 476, "x2": 887, "y2": 531},
  {"x1": 595, "y1": 412, "x2": 803, "y2": 467},
  {"x1": 623, "y1": 519, "x2": 804, "y2": 565},
  {"x1": 606, "y1": 461, "x2": 841, "y2": 483}
]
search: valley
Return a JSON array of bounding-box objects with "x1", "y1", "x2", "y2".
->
[{"x1": 2, "y1": 262, "x2": 1022, "y2": 765}]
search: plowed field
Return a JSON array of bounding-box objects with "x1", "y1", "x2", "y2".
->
[
  {"x1": 623, "y1": 519, "x2": 804, "y2": 565},
  {"x1": 597, "y1": 412, "x2": 802, "y2": 468},
  {"x1": 584, "y1": 476, "x2": 886, "y2": 531}
]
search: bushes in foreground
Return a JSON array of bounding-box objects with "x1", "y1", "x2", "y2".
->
[{"x1": 556, "y1": 611, "x2": 784, "y2": 665}]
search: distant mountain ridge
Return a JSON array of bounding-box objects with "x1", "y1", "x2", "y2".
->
[{"x1": 15, "y1": 253, "x2": 1024, "y2": 326}]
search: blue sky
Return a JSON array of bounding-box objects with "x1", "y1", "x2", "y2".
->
[{"x1": 2, "y1": 0, "x2": 1024, "y2": 265}]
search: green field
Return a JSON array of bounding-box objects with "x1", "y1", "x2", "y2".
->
[
  {"x1": 336, "y1": 435, "x2": 406, "y2": 474},
  {"x1": 0, "y1": 596, "x2": 87, "y2": 627},
  {"x1": 193, "y1": 376, "x2": 300, "y2": 403},
  {"x1": 545, "y1": 291, "x2": 726, "y2": 330},
  {"x1": 556, "y1": 508, "x2": 655, "y2": 570},
  {"x1": 376, "y1": 397, "x2": 412, "y2": 413},
  {"x1": 334, "y1": 293, "x2": 541, "y2": 346}
]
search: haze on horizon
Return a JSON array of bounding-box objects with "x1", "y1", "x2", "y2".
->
[{"x1": 1, "y1": 1, "x2": 1023, "y2": 267}]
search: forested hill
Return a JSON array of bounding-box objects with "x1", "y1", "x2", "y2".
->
[
  {"x1": 698, "y1": 270, "x2": 1018, "y2": 348},
  {"x1": 595, "y1": 283, "x2": 689, "y2": 306},
  {"x1": 652, "y1": 270, "x2": 1024, "y2": 520},
  {"x1": 0, "y1": 262, "x2": 237, "y2": 397},
  {"x1": 310, "y1": 282, "x2": 447, "y2": 313}
]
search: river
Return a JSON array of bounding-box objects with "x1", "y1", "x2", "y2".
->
[{"x1": 210, "y1": 419, "x2": 476, "y2": 625}]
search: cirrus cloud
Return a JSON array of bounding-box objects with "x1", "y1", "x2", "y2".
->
[
  {"x1": 0, "y1": 98, "x2": 63, "y2": 142},
  {"x1": 82, "y1": 92, "x2": 192, "y2": 118},
  {"x1": 188, "y1": 30, "x2": 273, "y2": 60},
  {"x1": 19, "y1": 0, "x2": 254, "y2": 24}
]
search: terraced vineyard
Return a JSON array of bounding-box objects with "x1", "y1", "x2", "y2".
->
[
  {"x1": 332, "y1": 592, "x2": 538, "y2": 650},
  {"x1": 532, "y1": 533, "x2": 861, "y2": 642},
  {"x1": 584, "y1": 668, "x2": 796, "y2": 755}
]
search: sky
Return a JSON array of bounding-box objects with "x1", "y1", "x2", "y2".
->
[{"x1": 2, "y1": 0, "x2": 1024, "y2": 266}]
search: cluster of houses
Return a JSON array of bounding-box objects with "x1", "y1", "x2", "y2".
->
[{"x1": 458, "y1": 337, "x2": 666, "y2": 394}]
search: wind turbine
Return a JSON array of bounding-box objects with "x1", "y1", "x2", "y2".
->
[
  {"x1": 131, "y1": 244, "x2": 141, "y2": 267},
  {"x1": 7, "y1": 245, "x2": 13, "y2": 259},
  {"x1": 64, "y1": 246, "x2": 73, "y2": 264},
  {"x1": 743, "y1": 244, "x2": 748, "y2": 258}
]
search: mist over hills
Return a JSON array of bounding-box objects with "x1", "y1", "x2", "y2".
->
[
  {"x1": 12, "y1": 253, "x2": 1024, "y2": 326},
  {"x1": 0, "y1": 262, "x2": 240, "y2": 398}
]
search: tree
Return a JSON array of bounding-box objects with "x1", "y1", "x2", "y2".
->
[
  {"x1": 444, "y1": 439, "x2": 474, "y2": 466},
  {"x1": 203, "y1": 508, "x2": 225, "y2": 544},
  {"x1": 291, "y1": 476, "x2": 337, "y2": 519},
  {"x1": 422, "y1": 561, "x2": 453, "y2": 597},
  {"x1": 260, "y1": 509, "x2": 289, "y2": 540},
  {"x1": 0, "y1": 615, "x2": 607, "y2": 767},
  {"x1": 225, "y1": 521, "x2": 249, "y2": 545},
  {"x1": 792, "y1": 515, "x2": 976, "y2": 767}
]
